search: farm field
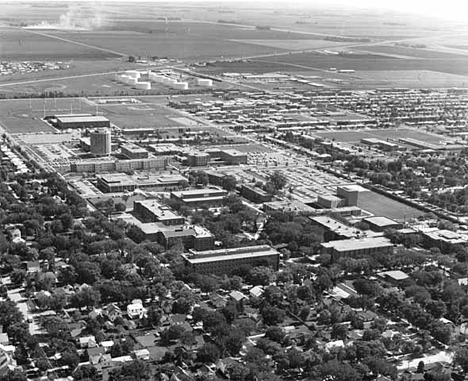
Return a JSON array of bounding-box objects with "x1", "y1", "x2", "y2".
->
[
  {"x1": 228, "y1": 39, "x2": 348, "y2": 51},
  {"x1": 358, "y1": 45, "x2": 468, "y2": 59},
  {"x1": 259, "y1": 52, "x2": 468, "y2": 75},
  {"x1": 45, "y1": 30, "x2": 288, "y2": 61},
  {"x1": 0, "y1": 28, "x2": 119, "y2": 61},
  {"x1": 358, "y1": 190, "x2": 424, "y2": 221},
  {"x1": 314, "y1": 128, "x2": 451, "y2": 144},
  {"x1": 347, "y1": 70, "x2": 468, "y2": 89}
]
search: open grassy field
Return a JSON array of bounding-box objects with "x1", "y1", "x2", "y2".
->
[
  {"x1": 314, "y1": 128, "x2": 451, "y2": 144},
  {"x1": 358, "y1": 190, "x2": 424, "y2": 221},
  {"x1": 0, "y1": 28, "x2": 119, "y2": 61},
  {"x1": 93, "y1": 103, "x2": 184, "y2": 129}
]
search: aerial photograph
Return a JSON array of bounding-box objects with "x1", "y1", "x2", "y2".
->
[{"x1": 3, "y1": 0, "x2": 468, "y2": 380}]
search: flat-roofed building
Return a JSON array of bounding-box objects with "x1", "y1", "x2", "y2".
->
[
  {"x1": 241, "y1": 184, "x2": 272, "y2": 203},
  {"x1": 121, "y1": 143, "x2": 149, "y2": 159},
  {"x1": 310, "y1": 215, "x2": 361, "y2": 241},
  {"x1": 321, "y1": 236, "x2": 393, "y2": 261},
  {"x1": 56, "y1": 115, "x2": 110, "y2": 129},
  {"x1": 187, "y1": 152, "x2": 210, "y2": 167},
  {"x1": 317, "y1": 194, "x2": 343, "y2": 209},
  {"x1": 170, "y1": 188, "x2": 228, "y2": 207},
  {"x1": 182, "y1": 245, "x2": 280, "y2": 275},
  {"x1": 206, "y1": 149, "x2": 248, "y2": 165},
  {"x1": 421, "y1": 228, "x2": 468, "y2": 252},
  {"x1": 158, "y1": 225, "x2": 214, "y2": 251},
  {"x1": 134, "y1": 200, "x2": 185, "y2": 225},
  {"x1": 97, "y1": 173, "x2": 187, "y2": 193},
  {"x1": 363, "y1": 216, "x2": 402, "y2": 232},
  {"x1": 90, "y1": 128, "x2": 111, "y2": 156}
]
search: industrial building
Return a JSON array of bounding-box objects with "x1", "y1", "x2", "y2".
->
[
  {"x1": 134, "y1": 200, "x2": 185, "y2": 225},
  {"x1": 97, "y1": 173, "x2": 187, "y2": 193},
  {"x1": 90, "y1": 129, "x2": 112, "y2": 156},
  {"x1": 320, "y1": 236, "x2": 394, "y2": 261},
  {"x1": 121, "y1": 143, "x2": 149, "y2": 159},
  {"x1": 170, "y1": 188, "x2": 228, "y2": 207},
  {"x1": 182, "y1": 245, "x2": 280, "y2": 275},
  {"x1": 55, "y1": 114, "x2": 110, "y2": 129}
]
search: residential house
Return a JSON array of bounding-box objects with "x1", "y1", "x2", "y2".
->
[{"x1": 127, "y1": 299, "x2": 147, "y2": 319}]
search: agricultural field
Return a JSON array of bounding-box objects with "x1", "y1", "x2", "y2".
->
[
  {"x1": 358, "y1": 45, "x2": 468, "y2": 59},
  {"x1": 259, "y1": 52, "x2": 468, "y2": 76},
  {"x1": 0, "y1": 28, "x2": 119, "y2": 61},
  {"x1": 314, "y1": 128, "x2": 451, "y2": 145},
  {"x1": 357, "y1": 190, "x2": 424, "y2": 221}
]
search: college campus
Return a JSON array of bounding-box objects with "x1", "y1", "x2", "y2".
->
[{"x1": 3, "y1": 1, "x2": 468, "y2": 381}]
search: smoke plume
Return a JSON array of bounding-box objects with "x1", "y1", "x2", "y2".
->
[{"x1": 25, "y1": 4, "x2": 109, "y2": 30}]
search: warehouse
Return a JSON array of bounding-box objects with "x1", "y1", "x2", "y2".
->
[{"x1": 55, "y1": 115, "x2": 110, "y2": 129}]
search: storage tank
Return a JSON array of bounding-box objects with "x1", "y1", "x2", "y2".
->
[
  {"x1": 136, "y1": 82, "x2": 151, "y2": 90},
  {"x1": 197, "y1": 78, "x2": 213, "y2": 87}
]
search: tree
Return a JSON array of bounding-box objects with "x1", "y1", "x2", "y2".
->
[
  {"x1": 70, "y1": 288, "x2": 101, "y2": 310},
  {"x1": 115, "y1": 202, "x2": 126, "y2": 212},
  {"x1": 454, "y1": 347, "x2": 468, "y2": 373},
  {"x1": 73, "y1": 365, "x2": 100, "y2": 381},
  {"x1": 197, "y1": 343, "x2": 221, "y2": 363},
  {"x1": 315, "y1": 360, "x2": 361, "y2": 381},
  {"x1": 267, "y1": 171, "x2": 287, "y2": 193},
  {"x1": 247, "y1": 267, "x2": 274, "y2": 286},
  {"x1": 222, "y1": 175, "x2": 237, "y2": 192},
  {"x1": 0, "y1": 370, "x2": 28, "y2": 381},
  {"x1": 160, "y1": 325, "x2": 186, "y2": 344},
  {"x1": 0, "y1": 301, "x2": 23, "y2": 330},
  {"x1": 261, "y1": 306, "x2": 286, "y2": 326}
]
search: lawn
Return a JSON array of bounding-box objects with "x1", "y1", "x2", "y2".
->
[{"x1": 358, "y1": 190, "x2": 424, "y2": 221}]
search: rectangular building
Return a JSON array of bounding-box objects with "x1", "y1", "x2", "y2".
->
[
  {"x1": 56, "y1": 115, "x2": 110, "y2": 129},
  {"x1": 134, "y1": 200, "x2": 185, "y2": 225},
  {"x1": 182, "y1": 245, "x2": 280, "y2": 275},
  {"x1": 170, "y1": 188, "x2": 228, "y2": 207},
  {"x1": 206, "y1": 149, "x2": 248, "y2": 165},
  {"x1": 158, "y1": 225, "x2": 215, "y2": 251},
  {"x1": 121, "y1": 143, "x2": 149, "y2": 159},
  {"x1": 321, "y1": 237, "x2": 393, "y2": 261},
  {"x1": 241, "y1": 185, "x2": 272, "y2": 203},
  {"x1": 187, "y1": 152, "x2": 210, "y2": 167},
  {"x1": 363, "y1": 216, "x2": 402, "y2": 232},
  {"x1": 310, "y1": 215, "x2": 361, "y2": 241},
  {"x1": 97, "y1": 173, "x2": 187, "y2": 193}
]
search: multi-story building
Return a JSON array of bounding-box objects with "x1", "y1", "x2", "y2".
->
[
  {"x1": 121, "y1": 143, "x2": 149, "y2": 159},
  {"x1": 320, "y1": 237, "x2": 394, "y2": 261},
  {"x1": 170, "y1": 188, "x2": 228, "y2": 207},
  {"x1": 97, "y1": 173, "x2": 187, "y2": 193},
  {"x1": 187, "y1": 152, "x2": 210, "y2": 167},
  {"x1": 241, "y1": 184, "x2": 272, "y2": 203},
  {"x1": 206, "y1": 149, "x2": 248, "y2": 165},
  {"x1": 310, "y1": 215, "x2": 362, "y2": 241},
  {"x1": 90, "y1": 129, "x2": 112, "y2": 156},
  {"x1": 158, "y1": 225, "x2": 214, "y2": 251},
  {"x1": 182, "y1": 245, "x2": 280, "y2": 275},
  {"x1": 133, "y1": 200, "x2": 185, "y2": 225}
]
